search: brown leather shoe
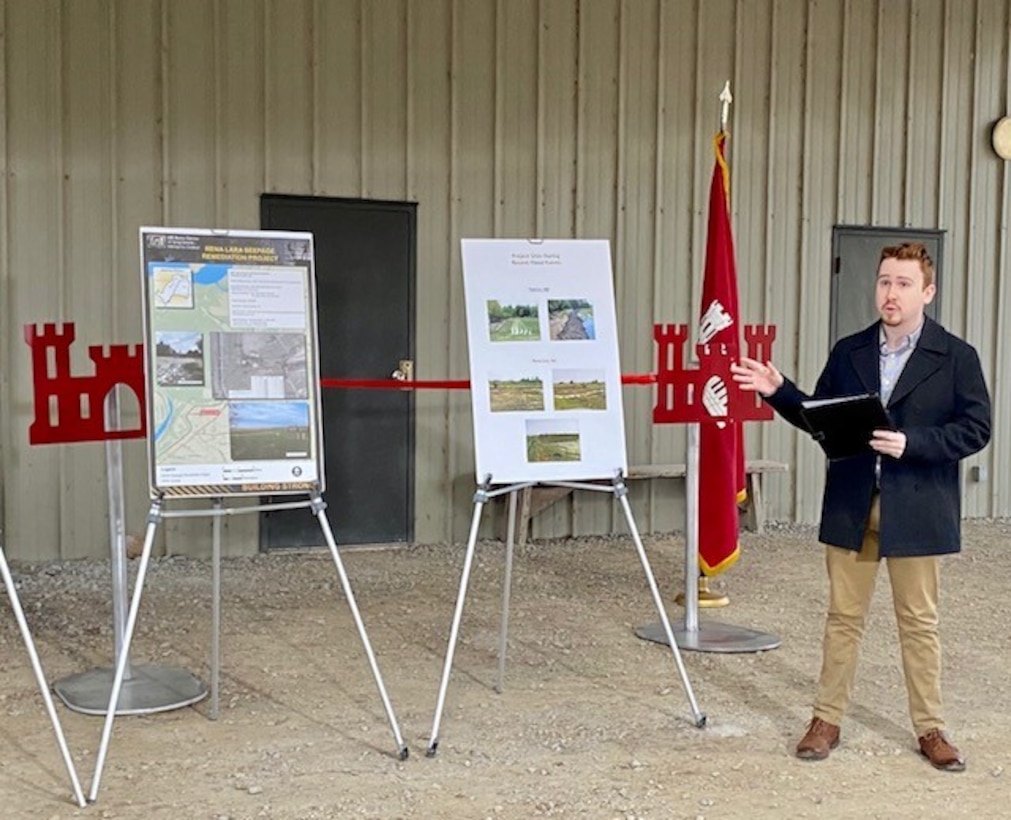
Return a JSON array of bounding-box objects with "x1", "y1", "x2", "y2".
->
[
  {"x1": 918, "y1": 729, "x2": 966, "y2": 772},
  {"x1": 796, "y1": 717, "x2": 840, "y2": 760}
]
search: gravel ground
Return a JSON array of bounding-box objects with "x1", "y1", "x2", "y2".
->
[{"x1": 2, "y1": 519, "x2": 1010, "y2": 819}]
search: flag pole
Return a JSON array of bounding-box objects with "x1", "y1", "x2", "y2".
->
[
  {"x1": 636, "y1": 81, "x2": 781, "y2": 653},
  {"x1": 685, "y1": 423, "x2": 700, "y2": 632},
  {"x1": 686, "y1": 81, "x2": 735, "y2": 616},
  {"x1": 690, "y1": 82, "x2": 734, "y2": 610},
  {"x1": 677, "y1": 81, "x2": 736, "y2": 613}
]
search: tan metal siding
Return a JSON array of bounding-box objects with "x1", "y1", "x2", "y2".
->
[
  {"x1": 905, "y1": 0, "x2": 944, "y2": 226},
  {"x1": 939, "y1": 0, "x2": 973, "y2": 332},
  {"x1": 364, "y1": 0, "x2": 409, "y2": 199},
  {"x1": 964, "y1": 0, "x2": 1009, "y2": 517},
  {"x1": 0, "y1": 0, "x2": 8, "y2": 535},
  {"x1": 448, "y1": 0, "x2": 495, "y2": 540},
  {"x1": 113, "y1": 1, "x2": 171, "y2": 555},
  {"x1": 611, "y1": 0, "x2": 659, "y2": 536},
  {"x1": 408, "y1": 0, "x2": 454, "y2": 542},
  {"x1": 1, "y1": 0, "x2": 1009, "y2": 560},
  {"x1": 764, "y1": 0, "x2": 812, "y2": 521},
  {"x1": 266, "y1": 0, "x2": 314, "y2": 195},
  {"x1": 995, "y1": 1, "x2": 1011, "y2": 517},
  {"x1": 648, "y1": 0, "x2": 691, "y2": 534},
  {"x1": 218, "y1": 0, "x2": 266, "y2": 225},
  {"x1": 874, "y1": 0, "x2": 910, "y2": 222},
  {"x1": 567, "y1": 0, "x2": 621, "y2": 537},
  {"x1": 838, "y1": 2, "x2": 875, "y2": 223},
  {"x1": 6, "y1": 0, "x2": 65, "y2": 560},
  {"x1": 537, "y1": 0, "x2": 578, "y2": 239},
  {"x1": 646, "y1": 0, "x2": 701, "y2": 534},
  {"x1": 315, "y1": 0, "x2": 362, "y2": 195},
  {"x1": 793, "y1": 0, "x2": 843, "y2": 522},
  {"x1": 61, "y1": 0, "x2": 115, "y2": 559}
]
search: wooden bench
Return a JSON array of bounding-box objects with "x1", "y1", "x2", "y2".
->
[{"x1": 509, "y1": 459, "x2": 789, "y2": 547}]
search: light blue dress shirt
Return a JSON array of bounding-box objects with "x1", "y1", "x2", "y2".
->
[{"x1": 875, "y1": 321, "x2": 923, "y2": 487}]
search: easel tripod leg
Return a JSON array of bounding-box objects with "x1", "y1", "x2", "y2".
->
[
  {"x1": 617, "y1": 492, "x2": 707, "y2": 727},
  {"x1": 496, "y1": 489, "x2": 518, "y2": 693},
  {"x1": 426, "y1": 498, "x2": 485, "y2": 756},
  {"x1": 210, "y1": 499, "x2": 222, "y2": 720},
  {"x1": 0, "y1": 548, "x2": 86, "y2": 807},
  {"x1": 313, "y1": 500, "x2": 408, "y2": 760},
  {"x1": 88, "y1": 501, "x2": 161, "y2": 802}
]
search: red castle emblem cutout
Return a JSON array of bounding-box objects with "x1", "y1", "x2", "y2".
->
[
  {"x1": 24, "y1": 322, "x2": 146, "y2": 445},
  {"x1": 652, "y1": 322, "x2": 777, "y2": 424}
]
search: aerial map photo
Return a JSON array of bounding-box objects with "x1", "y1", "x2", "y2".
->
[{"x1": 209, "y1": 332, "x2": 309, "y2": 400}]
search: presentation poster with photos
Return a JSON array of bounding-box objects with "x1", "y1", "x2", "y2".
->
[
  {"x1": 462, "y1": 238, "x2": 628, "y2": 484},
  {"x1": 140, "y1": 227, "x2": 323, "y2": 498}
]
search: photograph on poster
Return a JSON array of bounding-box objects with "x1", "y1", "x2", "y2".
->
[
  {"x1": 525, "y1": 419, "x2": 581, "y2": 463},
  {"x1": 155, "y1": 331, "x2": 205, "y2": 386},
  {"x1": 227, "y1": 401, "x2": 311, "y2": 462},
  {"x1": 548, "y1": 299, "x2": 595, "y2": 340},
  {"x1": 486, "y1": 300, "x2": 541, "y2": 341},
  {"x1": 462, "y1": 238, "x2": 627, "y2": 484},
  {"x1": 488, "y1": 374, "x2": 545, "y2": 412},
  {"x1": 551, "y1": 369, "x2": 606, "y2": 411},
  {"x1": 209, "y1": 332, "x2": 309, "y2": 400}
]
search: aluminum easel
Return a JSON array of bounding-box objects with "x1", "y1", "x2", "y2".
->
[
  {"x1": 426, "y1": 473, "x2": 706, "y2": 757},
  {"x1": 87, "y1": 492, "x2": 407, "y2": 803}
]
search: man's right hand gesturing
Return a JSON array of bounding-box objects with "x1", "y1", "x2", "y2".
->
[{"x1": 730, "y1": 356, "x2": 784, "y2": 398}]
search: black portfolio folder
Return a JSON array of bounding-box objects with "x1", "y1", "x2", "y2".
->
[{"x1": 800, "y1": 393, "x2": 894, "y2": 460}]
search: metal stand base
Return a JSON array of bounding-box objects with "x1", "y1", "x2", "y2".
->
[
  {"x1": 635, "y1": 620, "x2": 781, "y2": 653},
  {"x1": 649, "y1": 423, "x2": 781, "y2": 655},
  {"x1": 54, "y1": 665, "x2": 208, "y2": 716}
]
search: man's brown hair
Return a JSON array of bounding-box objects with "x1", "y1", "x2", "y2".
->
[{"x1": 879, "y1": 242, "x2": 935, "y2": 288}]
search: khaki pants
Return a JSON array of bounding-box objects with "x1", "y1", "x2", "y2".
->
[{"x1": 812, "y1": 494, "x2": 944, "y2": 736}]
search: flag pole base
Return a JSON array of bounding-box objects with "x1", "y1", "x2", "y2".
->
[
  {"x1": 53, "y1": 665, "x2": 207, "y2": 715},
  {"x1": 635, "y1": 620, "x2": 781, "y2": 654},
  {"x1": 674, "y1": 577, "x2": 729, "y2": 608}
]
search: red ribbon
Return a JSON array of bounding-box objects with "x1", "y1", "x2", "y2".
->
[{"x1": 320, "y1": 374, "x2": 657, "y2": 390}]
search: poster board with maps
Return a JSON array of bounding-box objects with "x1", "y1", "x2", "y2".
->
[
  {"x1": 462, "y1": 238, "x2": 628, "y2": 484},
  {"x1": 140, "y1": 227, "x2": 323, "y2": 498}
]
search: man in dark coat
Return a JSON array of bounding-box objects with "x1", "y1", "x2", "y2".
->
[{"x1": 731, "y1": 242, "x2": 990, "y2": 772}]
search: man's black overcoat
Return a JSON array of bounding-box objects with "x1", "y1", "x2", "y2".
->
[{"x1": 766, "y1": 317, "x2": 991, "y2": 557}]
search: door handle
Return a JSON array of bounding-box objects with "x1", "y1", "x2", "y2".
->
[{"x1": 391, "y1": 359, "x2": 414, "y2": 382}]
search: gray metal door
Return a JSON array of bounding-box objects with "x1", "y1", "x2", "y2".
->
[
  {"x1": 830, "y1": 226, "x2": 944, "y2": 347},
  {"x1": 260, "y1": 195, "x2": 415, "y2": 547}
]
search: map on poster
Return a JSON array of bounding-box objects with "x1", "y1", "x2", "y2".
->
[
  {"x1": 462, "y1": 239, "x2": 628, "y2": 484},
  {"x1": 140, "y1": 227, "x2": 324, "y2": 497}
]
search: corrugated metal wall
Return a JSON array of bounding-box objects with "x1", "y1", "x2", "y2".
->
[{"x1": 1, "y1": 0, "x2": 1008, "y2": 561}]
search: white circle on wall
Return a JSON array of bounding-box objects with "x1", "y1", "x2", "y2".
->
[{"x1": 992, "y1": 117, "x2": 1011, "y2": 160}]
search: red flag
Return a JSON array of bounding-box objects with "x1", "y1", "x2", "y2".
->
[{"x1": 697, "y1": 132, "x2": 747, "y2": 575}]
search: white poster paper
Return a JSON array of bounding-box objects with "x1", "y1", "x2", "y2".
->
[{"x1": 462, "y1": 239, "x2": 628, "y2": 484}]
